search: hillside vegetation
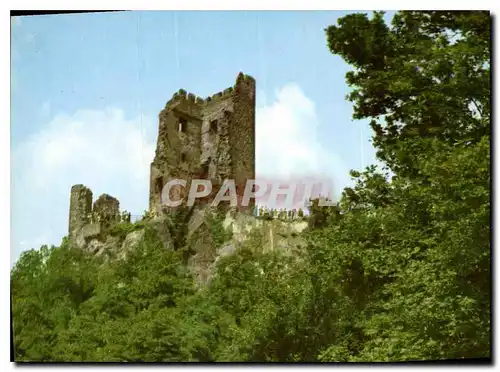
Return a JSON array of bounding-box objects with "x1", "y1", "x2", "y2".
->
[{"x1": 11, "y1": 11, "x2": 490, "y2": 362}]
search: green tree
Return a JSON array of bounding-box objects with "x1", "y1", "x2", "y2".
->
[
  {"x1": 11, "y1": 10, "x2": 490, "y2": 363},
  {"x1": 310, "y1": 10, "x2": 491, "y2": 361},
  {"x1": 326, "y1": 11, "x2": 490, "y2": 176},
  {"x1": 11, "y1": 239, "x2": 99, "y2": 361}
]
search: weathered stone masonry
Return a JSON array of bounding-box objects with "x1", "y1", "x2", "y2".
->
[
  {"x1": 149, "y1": 72, "x2": 256, "y2": 213},
  {"x1": 68, "y1": 184, "x2": 121, "y2": 248},
  {"x1": 67, "y1": 72, "x2": 256, "y2": 252},
  {"x1": 68, "y1": 184, "x2": 93, "y2": 238},
  {"x1": 93, "y1": 194, "x2": 120, "y2": 229}
]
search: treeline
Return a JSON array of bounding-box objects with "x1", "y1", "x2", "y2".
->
[{"x1": 11, "y1": 11, "x2": 490, "y2": 362}]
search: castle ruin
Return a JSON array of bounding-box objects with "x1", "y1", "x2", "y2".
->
[
  {"x1": 65, "y1": 73, "x2": 306, "y2": 279},
  {"x1": 68, "y1": 184, "x2": 121, "y2": 248},
  {"x1": 149, "y1": 72, "x2": 256, "y2": 213},
  {"x1": 68, "y1": 72, "x2": 256, "y2": 246}
]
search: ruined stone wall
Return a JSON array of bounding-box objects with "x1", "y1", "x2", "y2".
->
[
  {"x1": 93, "y1": 194, "x2": 120, "y2": 228},
  {"x1": 222, "y1": 211, "x2": 307, "y2": 255},
  {"x1": 149, "y1": 90, "x2": 204, "y2": 211},
  {"x1": 68, "y1": 184, "x2": 93, "y2": 238},
  {"x1": 202, "y1": 90, "x2": 234, "y2": 185},
  {"x1": 230, "y1": 73, "x2": 256, "y2": 211},
  {"x1": 68, "y1": 185, "x2": 123, "y2": 251},
  {"x1": 149, "y1": 72, "x2": 256, "y2": 213}
]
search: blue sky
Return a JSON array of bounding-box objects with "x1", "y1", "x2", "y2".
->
[{"x1": 11, "y1": 10, "x2": 392, "y2": 265}]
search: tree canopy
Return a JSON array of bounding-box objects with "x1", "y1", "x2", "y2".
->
[{"x1": 11, "y1": 11, "x2": 490, "y2": 362}]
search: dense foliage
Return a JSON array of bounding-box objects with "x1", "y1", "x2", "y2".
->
[{"x1": 11, "y1": 11, "x2": 490, "y2": 362}]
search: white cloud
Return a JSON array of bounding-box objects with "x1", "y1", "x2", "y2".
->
[
  {"x1": 11, "y1": 83, "x2": 350, "y2": 264},
  {"x1": 16, "y1": 108, "x2": 154, "y2": 190},
  {"x1": 256, "y1": 83, "x2": 349, "y2": 202},
  {"x1": 11, "y1": 108, "x2": 156, "y2": 265}
]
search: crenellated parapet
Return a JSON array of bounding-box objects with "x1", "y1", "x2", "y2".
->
[
  {"x1": 236, "y1": 72, "x2": 256, "y2": 84},
  {"x1": 165, "y1": 88, "x2": 206, "y2": 109},
  {"x1": 204, "y1": 86, "x2": 234, "y2": 104},
  {"x1": 163, "y1": 72, "x2": 255, "y2": 110}
]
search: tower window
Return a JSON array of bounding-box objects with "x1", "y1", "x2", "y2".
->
[
  {"x1": 201, "y1": 160, "x2": 210, "y2": 179},
  {"x1": 181, "y1": 153, "x2": 187, "y2": 162},
  {"x1": 202, "y1": 164, "x2": 209, "y2": 178},
  {"x1": 178, "y1": 117, "x2": 187, "y2": 133},
  {"x1": 210, "y1": 120, "x2": 218, "y2": 134},
  {"x1": 155, "y1": 177, "x2": 163, "y2": 194}
]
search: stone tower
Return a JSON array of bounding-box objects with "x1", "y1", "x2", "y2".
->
[
  {"x1": 68, "y1": 184, "x2": 93, "y2": 238},
  {"x1": 68, "y1": 184, "x2": 122, "y2": 247},
  {"x1": 93, "y1": 194, "x2": 120, "y2": 228},
  {"x1": 149, "y1": 72, "x2": 256, "y2": 213}
]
